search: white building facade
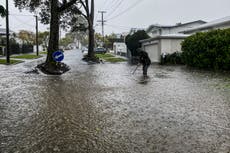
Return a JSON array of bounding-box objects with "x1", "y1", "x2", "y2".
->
[
  {"x1": 182, "y1": 16, "x2": 230, "y2": 34},
  {"x1": 140, "y1": 16, "x2": 230, "y2": 63},
  {"x1": 140, "y1": 34, "x2": 189, "y2": 63},
  {"x1": 140, "y1": 21, "x2": 206, "y2": 63},
  {"x1": 113, "y1": 42, "x2": 127, "y2": 56}
]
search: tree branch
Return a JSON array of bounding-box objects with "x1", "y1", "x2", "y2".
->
[
  {"x1": 90, "y1": 0, "x2": 94, "y2": 24},
  {"x1": 81, "y1": 13, "x2": 88, "y2": 21},
  {"x1": 58, "y1": 0, "x2": 79, "y2": 12},
  {"x1": 79, "y1": 0, "x2": 87, "y2": 14}
]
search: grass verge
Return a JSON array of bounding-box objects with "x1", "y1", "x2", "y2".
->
[
  {"x1": 95, "y1": 53, "x2": 114, "y2": 58},
  {"x1": 40, "y1": 51, "x2": 47, "y2": 54},
  {"x1": 105, "y1": 57, "x2": 127, "y2": 62},
  {"x1": 95, "y1": 53, "x2": 127, "y2": 63},
  {"x1": 11, "y1": 54, "x2": 42, "y2": 59},
  {"x1": 0, "y1": 59, "x2": 24, "y2": 65}
]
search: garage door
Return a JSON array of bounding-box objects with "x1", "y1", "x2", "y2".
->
[{"x1": 144, "y1": 44, "x2": 160, "y2": 63}]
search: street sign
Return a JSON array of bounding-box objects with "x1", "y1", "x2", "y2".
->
[{"x1": 52, "y1": 50, "x2": 64, "y2": 62}]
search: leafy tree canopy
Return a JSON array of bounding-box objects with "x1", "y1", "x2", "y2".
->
[
  {"x1": 125, "y1": 30, "x2": 150, "y2": 56},
  {"x1": 14, "y1": 0, "x2": 81, "y2": 27},
  {"x1": 18, "y1": 30, "x2": 35, "y2": 44},
  {"x1": 0, "y1": 5, "x2": 6, "y2": 17}
]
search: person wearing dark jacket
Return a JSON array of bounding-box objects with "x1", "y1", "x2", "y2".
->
[{"x1": 137, "y1": 49, "x2": 151, "y2": 77}]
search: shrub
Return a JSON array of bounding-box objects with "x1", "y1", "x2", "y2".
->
[
  {"x1": 160, "y1": 52, "x2": 184, "y2": 65},
  {"x1": 181, "y1": 29, "x2": 230, "y2": 70}
]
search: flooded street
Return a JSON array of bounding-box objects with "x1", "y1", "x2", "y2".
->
[{"x1": 0, "y1": 49, "x2": 230, "y2": 153}]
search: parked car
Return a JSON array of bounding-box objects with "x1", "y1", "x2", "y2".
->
[
  {"x1": 82, "y1": 47, "x2": 88, "y2": 56},
  {"x1": 94, "y1": 47, "x2": 106, "y2": 54}
]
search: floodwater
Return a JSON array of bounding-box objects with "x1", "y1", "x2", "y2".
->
[{"x1": 0, "y1": 49, "x2": 230, "y2": 153}]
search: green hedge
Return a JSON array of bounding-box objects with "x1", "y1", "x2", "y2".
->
[
  {"x1": 181, "y1": 29, "x2": 230, "y2": 70},
  {"x1": 160, "y1": 52, "x2": 184, "y2": 65}
]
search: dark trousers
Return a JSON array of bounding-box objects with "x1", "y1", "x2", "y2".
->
[{"x1": 143, "y1": 64, "x2": 149, "y2": 76}]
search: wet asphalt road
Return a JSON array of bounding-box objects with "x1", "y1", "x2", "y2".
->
[{"x1": 0, "y1": 49, "x2": 230, "y2": 153}]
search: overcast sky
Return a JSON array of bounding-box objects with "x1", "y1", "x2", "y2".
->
[{"x1": 1, "y1": 0, "x2": 230, "y2": 36}]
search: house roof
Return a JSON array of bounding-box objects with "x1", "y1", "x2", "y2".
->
[
  {"x1": 147, "y1": 20, "x2": 206, "y2": 31},
  {"x1": 140, "y1": 34, "x2": 190, "y2": 43},
  {"x1": 182, "y1": 16, "x2": 230, "y2": 33}
]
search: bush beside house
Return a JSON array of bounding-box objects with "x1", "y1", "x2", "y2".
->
[
  {"x1": 160, "y1": 52, "x2": 184, "y2": 65},
  {"x1": 181, "y1": 29, "x2": 230, "y2": 70}
]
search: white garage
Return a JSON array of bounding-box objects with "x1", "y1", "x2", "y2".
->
[
  {"x1": 140, "y1": 34, "x2": 189, "y2": 63},
  {"x1": 143, "y1": 41, "x2": 160, "y2": 63}
]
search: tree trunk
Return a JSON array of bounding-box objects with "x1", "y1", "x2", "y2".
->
[
  {"x1": 46, "y1": 0, "x2": 59, "y2": 63},
  {"x1": 87, "y1": 0, "x2": 95, "y2": 58},
  {"x1": 88, "y1": 22, "x2": 95, "y2": 58},
  {"x1": 37, "y1": 0, "x2": 70, "y2": 75}
]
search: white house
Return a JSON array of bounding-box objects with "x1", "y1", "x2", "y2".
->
[
  {"x1": 139, "y1": 17, "x2": 230, "y2": 63},
  {"x1": 182, "y1": 16, "x2": 230, "y2": 34},
  {"x1": 113, "y1": 42, "x2": 127, "y2": 56},
  {"x1": 146, "y1": 20, "x2": 206, "y2": 37},
  {"x1": 140, "y1": 34, "x2": 189, "y2": 63},
  {"x1": 140, "y1": 20, "x2": 206, "y2": 63}
]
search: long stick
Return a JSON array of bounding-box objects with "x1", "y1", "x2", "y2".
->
[{"x1": 132, "y1": 65, "x2": 139, "y2": 74}]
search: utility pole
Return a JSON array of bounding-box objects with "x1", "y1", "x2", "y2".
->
[
  {"x1": 97, "y1": 11, "x2": 106, "y2": 46},
  {"x1": 35, "y1": 15, "x2": 39, "y2": 56},
  {"x1": 6, "y1": 0, "x2": 10, "y2": 64}
]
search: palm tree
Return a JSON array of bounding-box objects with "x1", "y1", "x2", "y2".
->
[{"x1": 0, "y1": 5, "x2": 6, "y2": 17}]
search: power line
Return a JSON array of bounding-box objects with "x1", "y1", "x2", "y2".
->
[
  {"x1": 102, "y1": 0, "x2": 117, "y2": 11},
  {"x1": 105, "y1": 0, "x2": 124, "y2": 19},
  {"x1": 106, "y1": 0, "x2": 146, "y2": 21},
  {"x1": 106, "y1": 24, "x2": 140, "y2": 30},
  {"x1": 95, "y1": 0, "x2": 112, "y2": 24}
]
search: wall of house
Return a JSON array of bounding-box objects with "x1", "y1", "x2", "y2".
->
[
  {"x1": 160, "y1": 39, "x2": 171, "y2": 54},
  {"x1": 161, "y1": 28, "x2": 170, "y2": 35},
  {"x1": 170, "y1": 39, "x2": 184, "y2": 53},
  {"x1": 160, "y1": 39, "x2": 184, "y2": 54},
  {"x1": 148, "y1": 28, "x2": 161, "y2": 37}
]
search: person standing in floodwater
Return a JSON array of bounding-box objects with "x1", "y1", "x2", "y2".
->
[{"x1": 137, "y1": 48, "x2": 151, "y2": 78}]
